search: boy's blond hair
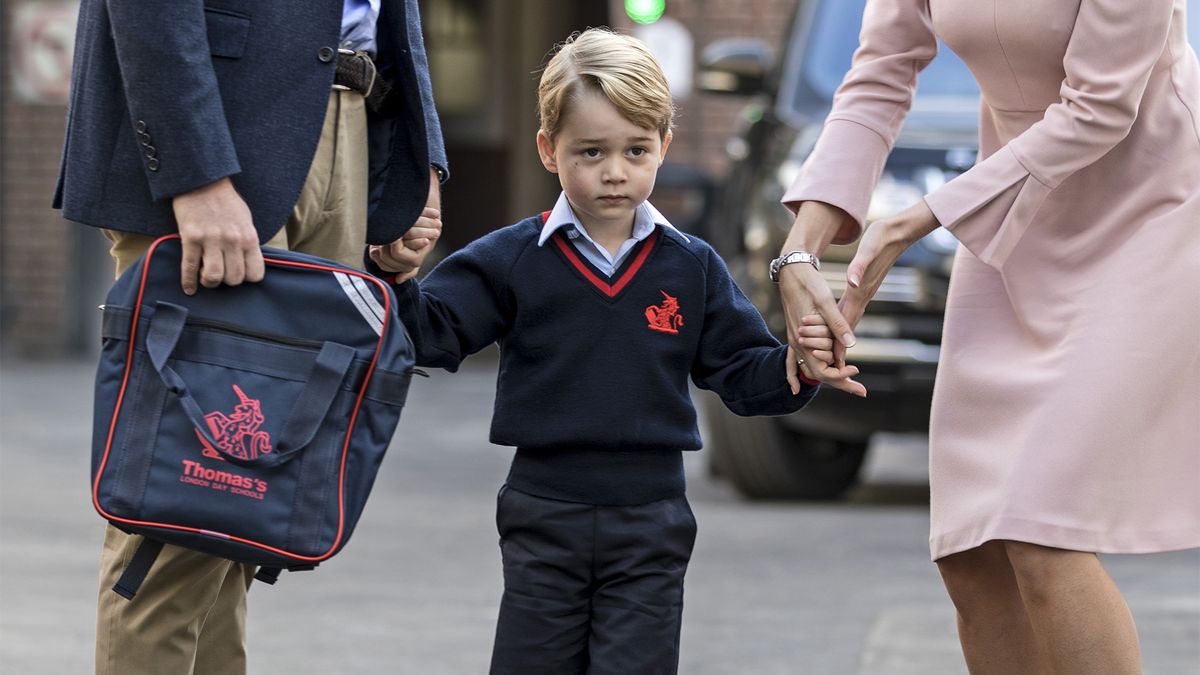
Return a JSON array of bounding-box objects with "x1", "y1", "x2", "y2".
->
[{"x1": 538, "y1": 28, "x2": 674, "y2": 140}]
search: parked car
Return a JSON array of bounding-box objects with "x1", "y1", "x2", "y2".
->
[{"x1": 695, "y1": 0, "x2": 981, "y2": 499}]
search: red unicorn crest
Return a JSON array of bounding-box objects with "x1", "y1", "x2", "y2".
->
[
  {"x1": 197, "y1": 384, "x2": 274, "y2": 461},
  {"x1": 645, "y1": 290, "x2": 684, "y2": 334}
]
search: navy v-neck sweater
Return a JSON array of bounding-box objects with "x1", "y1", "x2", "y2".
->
[{"x1": 392, "y1": 214, "x2": 817, "y2": 503}]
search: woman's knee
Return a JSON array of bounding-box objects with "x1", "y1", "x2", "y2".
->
[
  {"x1": 937, "y1": 542, "x2": 1015, "y2": 608},
  {"x1": 1004, "y1": 540, "x2": 1080, "y2": 574},
  {"x1": 1004, "y1": 540, "x2": 1096, "y2": 602}
]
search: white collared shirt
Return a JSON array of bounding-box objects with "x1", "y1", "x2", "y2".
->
[{"x1": 536, "y1": 192, "x2": 689, "y2": 277}]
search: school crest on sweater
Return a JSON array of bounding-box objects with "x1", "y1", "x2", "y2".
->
[{"x1": 645, "y1": 290, "x2": 684, "y2": 334}]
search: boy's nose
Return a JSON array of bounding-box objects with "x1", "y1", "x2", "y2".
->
[{"x1": 602, "y1": 161, "x2": 626, "y2": 183}]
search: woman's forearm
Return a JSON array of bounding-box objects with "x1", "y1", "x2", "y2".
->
[{"x1": 781, "y1": 201, "x2": 854, "y2": 256}]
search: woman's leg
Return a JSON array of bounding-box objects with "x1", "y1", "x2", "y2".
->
[
  {"x1": 936, "y1": 541, "x2": 1052, "y2": 674},
  {"x1": 1004, "y1": 541, "x2": 1141, "y2": 674}
]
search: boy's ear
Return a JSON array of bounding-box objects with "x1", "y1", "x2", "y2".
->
[
  {"x1": 658, "y1": 129, "x2": 673, "y2": 165},
  {"x1": 536, "y1": 130, "x2": 559, "y2": 173}
]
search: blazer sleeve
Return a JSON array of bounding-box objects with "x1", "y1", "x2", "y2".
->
[
  {"x1": 691, "y1": 246, "x2": 817, "y2": 417},
  {"x1": 105, "y1": 0, "x2": 241, "y2": 201},
  {"x1": 781, "y1": 0, "x2": 939, "y2": 245},
  {"x1": 405, "y1": 0, "x2": 448, "y2": 176},
  {"x1": 923, "y1": 0, "x2": 1174, "y2": 268}
]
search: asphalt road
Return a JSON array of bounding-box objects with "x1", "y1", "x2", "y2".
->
[{"x1": 2, "y1": 355, "x2": 1197, "y2": 674}]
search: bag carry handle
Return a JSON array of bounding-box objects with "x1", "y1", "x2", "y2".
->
[{"x1": 145, "y1": 302, "x2": 356, "y2": 468}]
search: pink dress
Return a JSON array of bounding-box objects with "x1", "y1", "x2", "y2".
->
[{"x1": 784, "y1": 0, "x2": 1200, "y2": 560}]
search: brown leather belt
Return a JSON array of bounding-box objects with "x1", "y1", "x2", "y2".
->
[{"x1": 334, "y1": 49, "x2": 387, "y2": 111}]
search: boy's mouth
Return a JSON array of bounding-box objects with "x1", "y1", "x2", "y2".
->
[{"x1": 598, "y1": 195, "x2": 627, "y2": 203}]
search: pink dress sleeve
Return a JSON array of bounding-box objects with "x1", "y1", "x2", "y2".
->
[
  {"x1": 782, "y1": 0, "x2": 938, "y2": 245},
  {"x1": 924, "y1": 0, "x2": 1175, "y2": 267},
  {"x1": 784, "y1": 0, "x2": 1176, "y2": 267}
]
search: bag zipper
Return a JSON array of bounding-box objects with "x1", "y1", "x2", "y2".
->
[{"x1": 185, "y1": 317, "x2": 327, "y2": 350}]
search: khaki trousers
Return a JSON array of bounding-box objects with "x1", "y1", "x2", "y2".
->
[{"x1": 95, "y1": 90, "x2": 368, "y2": 675}]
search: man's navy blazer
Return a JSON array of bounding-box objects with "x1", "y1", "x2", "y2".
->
[{"x1": 53, "y1": 0, "x2": 447, "y2": 246}]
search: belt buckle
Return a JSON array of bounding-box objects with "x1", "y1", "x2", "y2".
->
[{"x1": 335, "y1": 48, "x2": 377, "y2": 96}]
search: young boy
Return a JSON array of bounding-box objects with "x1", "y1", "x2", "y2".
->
[{"x1": 371, "y1": 28, "x2": 827, "y2": 675}]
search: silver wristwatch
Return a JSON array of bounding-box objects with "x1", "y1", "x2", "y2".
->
[{"x1": 769, "y1": 250, "x2": 820, "y2": 282}]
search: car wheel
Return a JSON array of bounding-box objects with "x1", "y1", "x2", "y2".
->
[{"x1": 702, "y1": 394, "x2": 868, "y2": 500}]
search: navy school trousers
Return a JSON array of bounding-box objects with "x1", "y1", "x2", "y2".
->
[{"x1": 489, "y1": 486, "x2": 697, "y2": 675}]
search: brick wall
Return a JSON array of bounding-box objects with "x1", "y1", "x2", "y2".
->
[
  {"x1": 1, "y1": 0, "x2": 81, "y2": 357},
  {"x1": 611, "y1": 0, "x2": 798, "y2": 176}
]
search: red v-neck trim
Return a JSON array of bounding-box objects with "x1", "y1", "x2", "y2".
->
[{"x1": 551, "y1": 229, "x2": 660, "y2": 299}]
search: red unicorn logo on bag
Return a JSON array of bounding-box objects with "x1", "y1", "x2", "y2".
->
[
  {"x1": 645, "y1": 290, "x2": 684, "y2": 334},
  {"x1": 197, "y1": 384, "x2": 273, "y2": 461}
]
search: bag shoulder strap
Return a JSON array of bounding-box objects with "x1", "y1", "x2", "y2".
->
[
  {"x1": 112, "y1": 537, "x2": 164, "y2": 600},
  {"x1": 254, "y1": 563, "x2": 318, "y2": 585},
  {"x1": 254, "y1": 566, "x2": 282, "y2": 585}
]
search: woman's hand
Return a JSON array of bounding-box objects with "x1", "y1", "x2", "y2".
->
[
  {"x1": 778, "y1": 201, "x2": 866, "y2": 397},
  {"x1": 838, "y1": 200, "x2": 941, "y2": 363}
]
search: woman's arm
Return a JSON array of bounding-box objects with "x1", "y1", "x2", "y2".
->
[
  {"x1": 840, "y1": 0, "x2": 1176, "y2": 327},
  {"x1": 781, "y1": 0, "x2": 939, "y2": 244},
  {"x1": 776, "y1": 0, "x2": 940, "y2": 396},
  {"x1": 776, "y1": 202, "x2": 866, "y2": 396}
]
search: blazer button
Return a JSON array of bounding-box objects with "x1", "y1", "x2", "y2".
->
[
  {"x1": 139, "y1": 133, "x2": 152, "y2": 146},
  {"x1": 135, "y1": 120, "x2": 147, "y2": 133},
  {"x1": 317, "y1": 46, "x2": 335, "y2": 62},
  {"x1": 147, "y1": 158, "x2": 160, "y2": 172},
  {"x1": 144, "y1": 146, "x2": 157, "y2": 158}
]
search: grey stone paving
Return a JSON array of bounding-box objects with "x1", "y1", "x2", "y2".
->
[{"x1": 2, "y1": 357, "x2": 1196, "y2": 674}]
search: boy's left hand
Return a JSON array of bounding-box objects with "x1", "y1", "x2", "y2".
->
[{"x1": 369, "y1": 206, "x2": 442, "y2": 283}]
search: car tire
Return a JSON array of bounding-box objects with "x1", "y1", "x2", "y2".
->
[{"x1": 702, "y1": 394, "x2": 868, "y2": 500}]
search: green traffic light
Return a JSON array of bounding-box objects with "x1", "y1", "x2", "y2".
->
[{"x1": 625, "y1": 0, "x2": 665, "y2": 24}]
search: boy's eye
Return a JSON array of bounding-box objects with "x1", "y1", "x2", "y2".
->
[
  {"x1": 582, "y1": 148, "x2": 602, "y2": 158},
  {"x1": 629, "y1": 147, "x2": 647, "y2": 157}
]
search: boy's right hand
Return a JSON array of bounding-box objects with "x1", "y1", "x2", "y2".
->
[
  {"x1": 795, "y1": 313, "x2": 837, "y2": 365},
  {"x1": 369, "y1": 207, "x2": 443, "y2": 283},
  {"x1": 785, "y1": 313, "x2": 839, "y2": 394}
]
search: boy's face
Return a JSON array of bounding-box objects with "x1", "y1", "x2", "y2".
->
[{"x1": 537, "y1": 87, "x2": 672, "y2": 236}]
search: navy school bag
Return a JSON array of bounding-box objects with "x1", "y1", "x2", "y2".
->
[{"x1": 92, "y1": 235, "x2": 415, "y2": 598}]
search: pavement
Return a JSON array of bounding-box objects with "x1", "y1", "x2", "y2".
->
[{"x1": 1, "y1": 355, "x2": 1197, "y2": 674}]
